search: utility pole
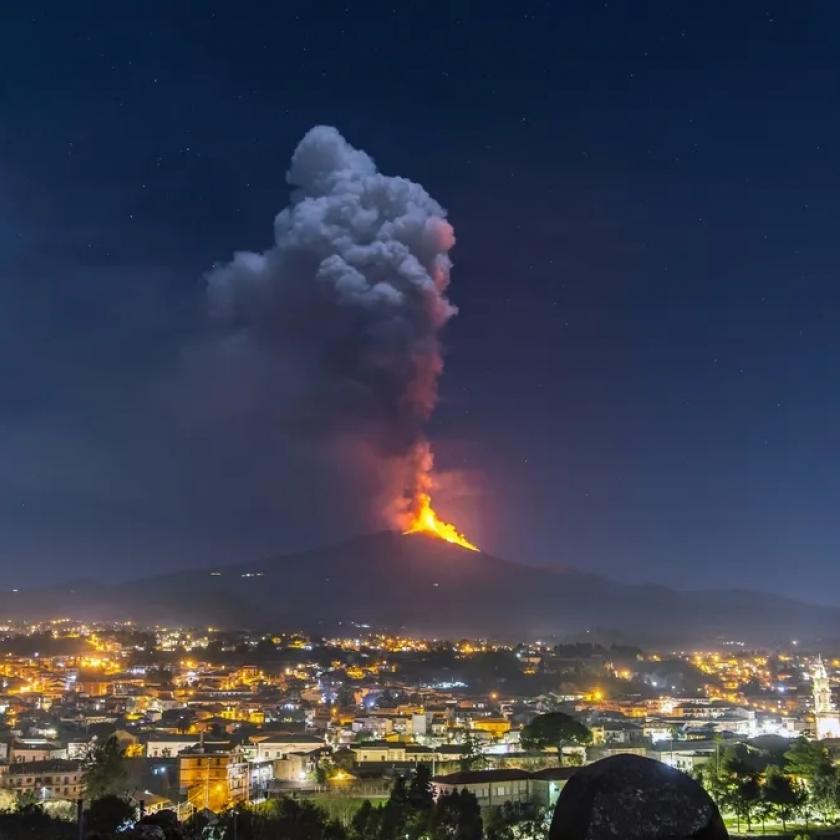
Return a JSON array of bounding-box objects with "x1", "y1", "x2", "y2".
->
[{"x1": 76, "y1": 797, "x2": 84, "y2": 840}]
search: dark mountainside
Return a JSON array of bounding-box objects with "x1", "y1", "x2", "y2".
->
[{"x1": 1, "y1": 532, "x2": 837, "y2": 644}]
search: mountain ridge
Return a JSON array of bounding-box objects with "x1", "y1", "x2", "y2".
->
[{"x1": 0, "y1": 531, "x2": 835, "y2": 645}]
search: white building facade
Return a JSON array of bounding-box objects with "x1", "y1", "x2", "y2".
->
[{"x1": 813, "y1": 656, "x2": 840, "y2": 740}]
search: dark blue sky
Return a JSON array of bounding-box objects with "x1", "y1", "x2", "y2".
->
[{"x1": 3, "y1": 1, "x2": 840, "y2": 600}]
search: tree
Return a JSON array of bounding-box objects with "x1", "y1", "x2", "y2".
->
[
  {"x1": 0, "y1": 804, "x2": 76, "y2": 840},
  {"x1": 520, "y1": 712, "x2": 591, "y2": 765},
  {"x1": 785, "y1": 738, "x2": 831, "y2": 780},
  {"x1": 250, "y1": 797, "x2": 347, "y2": 840},
  {"x1": 84, "y1": 795, "x2": 136, "y2": 835},
  {"x1": 812, "y1": 766, "x2": 838, "y2": 824},
  {"x1": 485, "y1": 806, "x2": 550, "y2": 840},
  {"x1": 407, "y1": 765, "x2": 434, "y2": 811},
  {"x1": 430, "y1": 789, "x2": 483, "y2": 840},
  {"x1": 564, "y1": 751, "x2": 583, "y2": 767},
  {"x1": 0, "y1": 789, "x2": 15, "y2": 812},
  {"x1": 762, "y1": 764, "x2": 805, "y2": 832},
  {"x1": 459, "y1": 732, "x2": 486, "y2": 772},
  {"x1": 351, "y1": 800, "x2": 378, "y2": 840},
  {"x1": 388, "y1": 775, "x2": 408, "y2": 807},
  {"x1": 382, "y1": 769, "x2": 444, "y2": 840},
  {"x1": 13, "y1": 789, "x2": 40, "y2": 811},
  {"x1": 364, "y1": 770, "x2": 464, "y2": 840},
  {"x1": 721, "y1": 742, "x2": 760, "y2": 777},
  {"x1": 333, "y1": 748, "x2": 356, "y2": 772},
  {"x1": 485, "y1": 802, "x2": 543, "y2": 840},
  {"x1": 484, "y1": 803, "x2": 516, "y2": 840},
  {"x1": 698, "y1": 749, "x2": 734, "y2": 810},
  {"x1": 785, "y1": 738, "x2": 838, "y2": 823},
  {"x1": 83, "y1": 736, "x2": 128, "y2": 801},
  {"x1": 717, "y1": 745, "x2": 761, "y2": 833},
  {"x1": 732, "y1": 775, "x2": 761, "y2": 833},
  {"x1": 334, "y1": 685, "x2": 357, "y2": 709},
  {"x1": 377, "y1": 776, "x2": 410, "y2": 840}
]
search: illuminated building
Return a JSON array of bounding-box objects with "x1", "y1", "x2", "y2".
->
[
  {"x1": 431, "y1": 767, "x2": 576, "y2": 810},
  {"x1": 349, "y1": 740, "x2": 437, "y2": 766},
  {"x1": 0, "y1": 759, "x2": 84, "y2": 801},
  {"x1": 8, "y1": 739, "x2": 66, "y2": 764},
  {"x1": 146, "y1": 735, "x2": 200, "y2": 758},
  {"x1": 813, "y1": 655, "x2": 840, "y2": 740},
  {"x1": 471, "y1": 717, "x2": 512, "y2": 738},
  {"x1": 248, "y1": 733, "x2": 325, "y2": 762},
  {"x1": 178, "y1": 745, "x2": 248, "y2": 811}
]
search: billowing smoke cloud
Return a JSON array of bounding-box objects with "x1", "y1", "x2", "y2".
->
[{"x1": 205, "y1": 126, "x2": 459, "y2": 527}]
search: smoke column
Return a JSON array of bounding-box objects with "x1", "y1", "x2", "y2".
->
[{"x1": 206, "y1": 126, "x2": 460, "y2": 529}]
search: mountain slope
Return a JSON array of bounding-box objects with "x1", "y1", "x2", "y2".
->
[{"x1": 0, "y1": 532, "x2": 836, "y2": 644}]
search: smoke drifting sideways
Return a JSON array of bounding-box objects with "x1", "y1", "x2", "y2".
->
[{"x1": 205, "y1": 126, "x2": 461, "y2": 530}]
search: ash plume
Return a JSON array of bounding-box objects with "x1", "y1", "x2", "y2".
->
[{"x1": 206, "y1": 126, "x2": 460, "y2": 527}]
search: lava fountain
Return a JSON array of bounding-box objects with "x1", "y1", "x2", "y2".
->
[{"x1": 402, "y1": 492, "x2": 479, "y2": 551}]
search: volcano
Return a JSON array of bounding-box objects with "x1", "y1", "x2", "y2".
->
[{"x1": 3, "y1": 531, "x2": 840, "y2": 644}]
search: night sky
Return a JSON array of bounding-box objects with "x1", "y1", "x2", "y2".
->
[{"x1": 3, "y1": 1, "x2": 840, "y2": 600}]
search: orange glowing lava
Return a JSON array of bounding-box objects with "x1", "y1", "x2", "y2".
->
[{"x1": 403, "y1": 493, "x2": 479, "y2": 551}]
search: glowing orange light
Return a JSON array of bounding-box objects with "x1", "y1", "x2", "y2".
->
[{"x1": 403, "y1": 493, "x2": 479, "y2": 551}]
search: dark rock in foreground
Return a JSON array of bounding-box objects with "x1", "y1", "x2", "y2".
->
[{"x1": 549, "y1": 755, "x2": 728, "y2": 840}]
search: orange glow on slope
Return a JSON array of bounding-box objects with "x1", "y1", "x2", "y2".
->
[{"x1": 403, "y1": 493, "x2": 479, "y2": 551}]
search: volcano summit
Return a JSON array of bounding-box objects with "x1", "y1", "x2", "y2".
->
[{"x1": 3, "y1": 532, "x2": 840, "y2": 646}]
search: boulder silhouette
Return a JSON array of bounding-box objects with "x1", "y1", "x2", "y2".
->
[{"x1": 549, "y1": 754, "x2": 728, "y2": 840}]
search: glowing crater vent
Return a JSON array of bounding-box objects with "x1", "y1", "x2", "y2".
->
[{"x1": 403, "y1": 493, "x2": 479, "y2": 551}]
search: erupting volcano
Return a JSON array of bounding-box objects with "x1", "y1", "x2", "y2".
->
[
  {"x1": 403, "y1": 493, "x2": 479, "y2": 551},
  {"x1": 207, "y1": 127, "x2": 480, "y2": 548}
]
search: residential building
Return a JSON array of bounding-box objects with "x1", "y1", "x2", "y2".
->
[
  {"x1": 179, "y1": 745, "x2": 248, "y2": 811},
  {"x1": 0, "y1": 759, "x2": 84, "y2": 801},
  {"x1": 431, "y1": 767, "x2": 576, "y2": 811}
]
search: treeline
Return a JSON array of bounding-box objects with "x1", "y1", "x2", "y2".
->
[
  {"x1": 698, "y1": 737, "x2": 840, "y2": 833},
  {"x1": 0, "y1": 767, "x2": 546, "y2": 840}
]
